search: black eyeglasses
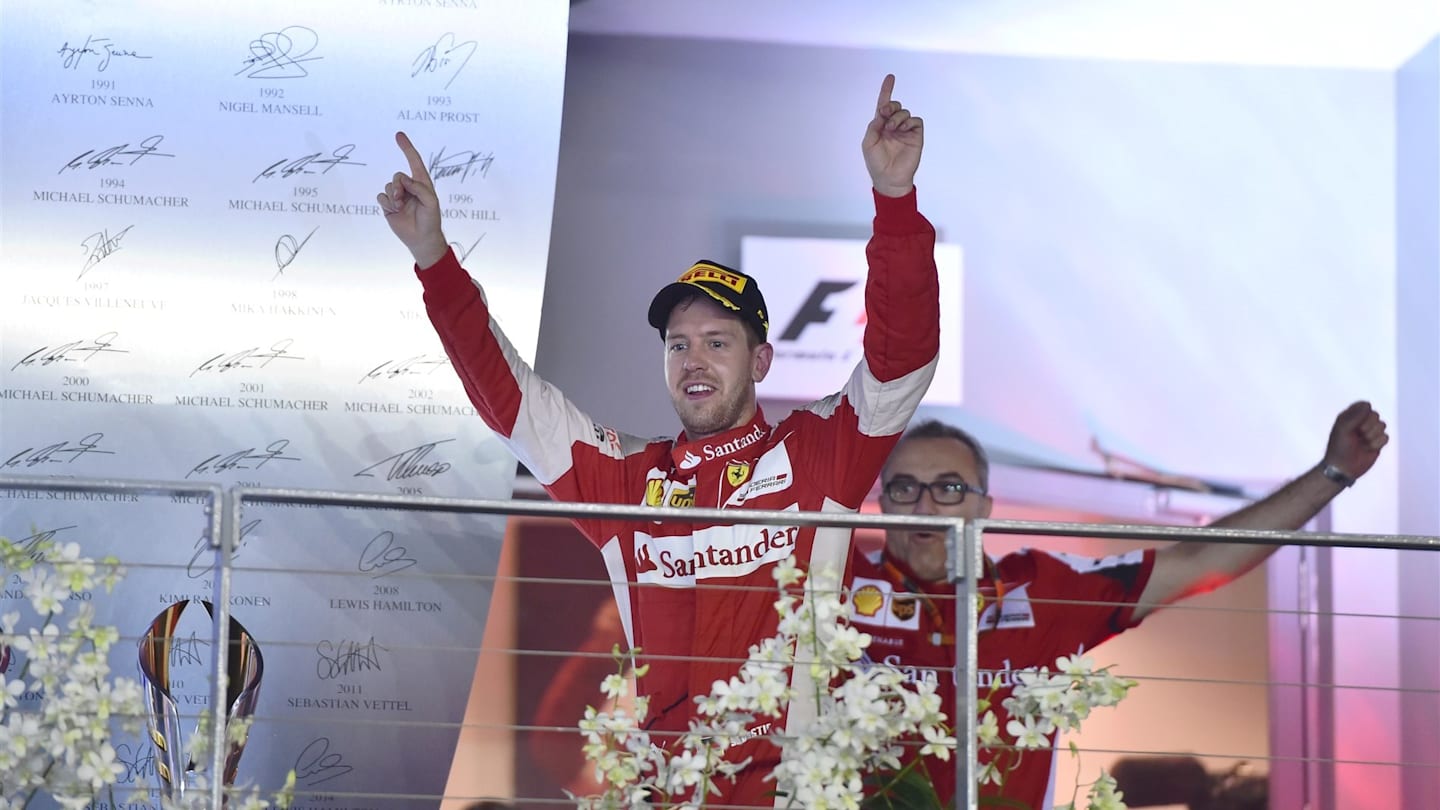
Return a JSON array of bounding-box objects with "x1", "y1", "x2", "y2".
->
[{"x1": 882, "y1": 477, "x2": 985, "y2": 505}]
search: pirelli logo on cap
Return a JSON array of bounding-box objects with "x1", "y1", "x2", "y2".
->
[{"x1": 679, "y1": 262, "x2": 748, "y2": 294}]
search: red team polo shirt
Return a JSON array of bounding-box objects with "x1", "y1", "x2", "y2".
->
[{"x1": 848, "y1": 545, "x2": 1157, "y2": 809}]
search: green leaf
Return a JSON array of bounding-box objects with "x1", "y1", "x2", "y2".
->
[{"x1": 862, "y1": 767, "x2": 944, "y2": 810}]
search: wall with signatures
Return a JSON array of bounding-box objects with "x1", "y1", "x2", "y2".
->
[{"x1": 0, "y1": 1, "x2": 569, "y2": 807}]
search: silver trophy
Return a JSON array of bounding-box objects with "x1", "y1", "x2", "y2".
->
[{"x1": 138, "y1": 600, "x2": 264, "y2": 802}]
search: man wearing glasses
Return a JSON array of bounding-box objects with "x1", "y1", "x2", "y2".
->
[{"x1": 850, "y1": 403, "x2": 1388, "y2": 808}]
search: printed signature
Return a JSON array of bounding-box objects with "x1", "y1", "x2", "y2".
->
[
  {"x1": 58, "y1": 35, "x2": 152, "y2": 72},
  {"x1": 358, "y1": 354, "x2": 450, "y2": 384},
  {"x1": 186, "y1": 440, "x2": 300, "y2": 479},
  {"x1": 191, "y1": 339, "x2": 304, "y2": 377},
  {"x1": 354, "y1": 440, "x2": 454, "y2": 482},
  {"x1": 12, "y1": 331, "x2": 127, "y2": 371},
  {"x1": 357, "y1": 531, "x2": 417, "y2": 579},
  {"x1": 236, "y1": 26, "x2": 322, "y2": 79},
  {"x1": 187, "y1": 518, "x2": 260, "y2": 579},
  {"x1": 79, "y1": 225, "x2": 135, "y2": 279},
  {"x1": 294, "y1": 737, "x2": 352, "y2": 786},
  {"x1": 3, "y1": 433, "x2": 114, "y2": 469},
  {"x1": 427, "y1": 146, "x2": 493, "y2": 183},
  {"x1": 315, "y1": 636, "x2": 389, "y2": 680},
  {"x1": 61, "y1": 135, "x2": 174, "y2": 174},
  {"x1": 448, "y1": 233, "x2": 485, "y2": 263},
  {"x1": 168, "y1": 631, "x2": 211, "y2": 668},
  {"x1": 274, "y1": 226, "x2": 318, "y2": 279},
  {"x1": 255, "y1": 145, "x2": 365, "y2": 182},
  {"x1": 113, "y1": 742, "x2": 156, "y2": 784},
  {"x1": 411, "y1": 32, "x2": 477, "y2": 90},
  {"x1": 17, "y1": 525, "x2": 79, "y2": 564}
]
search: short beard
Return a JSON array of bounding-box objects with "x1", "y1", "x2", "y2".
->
[{"x1": 674, "y1": 389, "x2": 752, "y2": 439}]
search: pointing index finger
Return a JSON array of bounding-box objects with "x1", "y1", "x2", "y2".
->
[
  {"x1": 876, "y1": 74, "x2": 895, "y2": 113},
  {"x1": 395, "y1": 131, "x2": 431, "y2": 182}
]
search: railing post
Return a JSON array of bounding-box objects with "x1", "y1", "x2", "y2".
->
[
  {"x1": 207, "y1": 489, "x2": 238, "y2": 808},
  {"x1": 951, "y1": 517, "x2": 981, "y2": 810}
]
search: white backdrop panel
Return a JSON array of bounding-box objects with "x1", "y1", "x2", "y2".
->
[{"x1": 1, "y1": 0, "x2": 568, "y2": 806}]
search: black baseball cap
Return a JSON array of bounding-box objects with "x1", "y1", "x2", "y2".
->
[{"x1": 647, "y1": 260, "x2": 770, "y2": 342}]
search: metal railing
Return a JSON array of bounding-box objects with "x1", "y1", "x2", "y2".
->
[
  {"x1": 954, "y1": 518, "x2": 1440, "y2": 810},
  {"x1": 3, "y1": 472, "x2": 1439, "y2": 809},
  {"x1": 227, "y1": 485, "x2": 986, "y2": 808},
  {"x1": 0, "y1": 475, "x2": 229, "y2": 808}
]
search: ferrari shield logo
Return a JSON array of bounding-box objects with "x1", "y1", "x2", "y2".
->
[{"x1": 725, "y1": 461, "x2": 752, "y2": 487}]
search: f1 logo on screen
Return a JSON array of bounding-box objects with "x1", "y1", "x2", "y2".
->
[
  {"x1": 777, "y1": 280, "x2": 858, "y2": 342},
  {"x1": 741, "y1": 235, "x2": 963, "y2": 405}
]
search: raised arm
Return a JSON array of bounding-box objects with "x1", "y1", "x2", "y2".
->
[
  {"x1": 856, "y1": 73, "x2": 938, "y2": 386},
  {"x1": 863, "y1": 74, "x2": 923, "y2": 198},
  {"x1": 1133, "y1": 401, "x2": 1388, "y2": 621},
  {"x1": 377, "y1": 131, "x2": 449, "y2": 269},
  {"x1": 377, "y1": 132, "x2": 655, "y2": 528},
  {"x1": 805, "y1": 76, "x2": 939, "y2": 505}
]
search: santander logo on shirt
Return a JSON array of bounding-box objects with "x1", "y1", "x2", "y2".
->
[
  {"x1": 678, "y1": 423, "x2": 767, "y2": 470},
  {"x1": 633, "y1": 507, "x2": 802, "y2": 586}
]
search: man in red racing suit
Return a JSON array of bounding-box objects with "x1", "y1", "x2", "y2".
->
[{"x1": 377, "y1": 74, "x2": 939, "y2": 804}]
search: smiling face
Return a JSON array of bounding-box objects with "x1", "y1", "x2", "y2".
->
[
  {"x1": 663, "y1": 296, "x2": 772, "y2": 440},
  {"x1": 879, "y1": 436, "x2": 993, "y2": 583}
]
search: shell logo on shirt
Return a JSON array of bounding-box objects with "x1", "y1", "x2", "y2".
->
[
  {"x1": 848, "y1": 576, "x2": 921, "y2": 631},
  {"x1": 852, "y1": 584, "x2": 884, "y2": 617},
  {"x1": 643, "y1": 473, "x2": 694, "y2": 512}
]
